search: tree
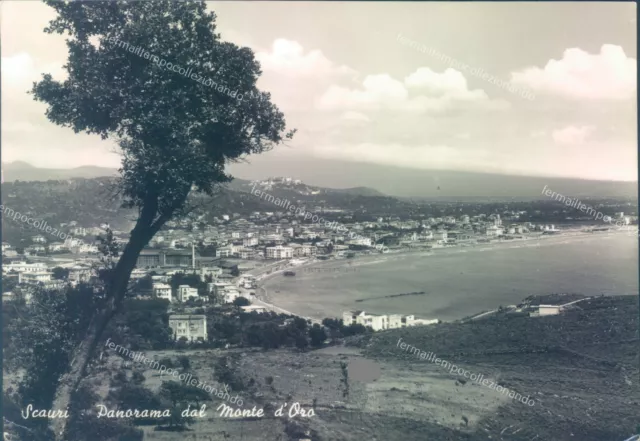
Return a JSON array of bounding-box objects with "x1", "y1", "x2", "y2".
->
[
  {"x1": 2, "y1": 275, "x2": 19, "y2": 293},
  {"x1": 214, "y1": 356, "x2": 244, "y2": 391},
  {"x1": 51, "y1": 267, "x2": 70, "y2": 280},
  {"x1": 233, "y1": 296, "x2": 250, "y2": 307},
  {"x1": 30, "y1": 2, "x2": 295, "y2": 438},
  {"x1": 342, "y1": 323, "x2": 368, "y2": 336},
  {"x1": 295, "y1": 335, "x2": 309, "y2": 351},
  {"x1": 308, "y1": 324, "x2": 327, "y2": 348},
  {"x1": 133, "y1": 274, "x2": 154, "y2": 292},
  {"x1": 292, "y1": 317, "x2": 308, "y2": 331},
  {"x1": 177, "y1": 355, "x2": 191, "y2": 371},
  {"x1": 339, "y1": 361, "x2": 350, "y2": 400},
  {"x1": 169, "y1": 272, "x2": 202, "y2": 292},
  {"x1": 131, "y1": 371, "x2": 146, "y2": 385},
  {"x1": 3, "y1": 284, "x2": 106, "y2": 441},
  {"x1": 322, "y1": 318, "x2": 342, "y2": 330}
]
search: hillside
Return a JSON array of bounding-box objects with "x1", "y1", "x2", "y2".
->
[
  {"x1": 34, "y1": 295, "x2": 636, "y2": 441},
  {"x1": 0, "y1": 177, "x2": 414, "y2": 246},
  {"x1": 2, "y1": 161, "x2": 118, "y2": 181},
  {"x1": 343, "y1": 295, "x2": 640, "y2": 441},
  {"x1": 3, "y1": 161, "x2": 637, "y2": 199},
  {"x1": 228, "y1": 156, "x2": 638, "y2": 199}
]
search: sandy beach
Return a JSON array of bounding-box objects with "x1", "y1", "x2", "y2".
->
[{"x1": 255, "y1": 227, "x2": 638, "y2": 322}]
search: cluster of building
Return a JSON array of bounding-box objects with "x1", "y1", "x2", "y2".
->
[
  {"x1": 0, "y1": 204, "x2": 605, "y2": 307},
  {"x1": 2, "y1": 260, "x2": 91, "y2": 293},
  {"x1": 342, "y1": 310, "x2": 440, "y2": 332},
  {"x1": 3, "y1": 185, "x2": 635, "y2": 339}
]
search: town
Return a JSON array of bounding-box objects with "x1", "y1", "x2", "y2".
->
[{"x1": 2, "y1": 177, "x2": 636, "y2": 338}]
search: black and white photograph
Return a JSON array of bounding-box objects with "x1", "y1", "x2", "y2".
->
[{"x1": 1, "y1": 1, "x2": 639, "y2": 440}]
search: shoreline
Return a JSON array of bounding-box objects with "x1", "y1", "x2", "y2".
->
[{"x1": 254, "y1": 227, "x2": 636, "y2": 322}]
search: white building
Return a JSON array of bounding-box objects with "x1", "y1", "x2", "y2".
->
[
  {"x1": 243, "y1": 237, "x2": 259, "y2": 247},
  {"x1": 346, "y1": 237, "x2": 372, "y2": 247},
  {"x1": 433, "y1": 231, "x2": 448, "y2": 241},
  {"x1": 49, "y1": 242, "x2": 69, "y2": 252},
  {"x1": 343, "y1": 311, "x2": 388, "y2": 330},
  {"x1": 241, "y1": 305, "x2": 267, "y2": 314},
  {"x1": 153, "y1": 283, "x2": 172, "y2": 302},
  {"x1": 199, "y1": 266, "x2": 223, "y2": 280},
  {"x1": 343, "y1": 311, "x2": 439, "y2": 332},
  {"x1": 78, "y1": 244, "x2": 99, "y2": 254},
  {"x1": 32, "y1": 235, "x2": 47, "y2": 244},
  {"x1": 239, "y1": 248, "x2": 255, "y2": 260},
  {"x1": 266, "y1": 245, "x2": 293, "y2": 259},
  {"x1": 25, "y1": 245, "x2": 46, "y2": 254},
  {"x1": 168, "y1": 314, "x2": 208, "y2": 342},
  {"x1": 539, "y1": 305, "x2": 561, "y2": 315},
  {"x1": 223, "y1": 288, "x2": 241, "y2": 304},
  {"x1": 301, "y1": 244, "x2": 317, "y2": 256},
  {"x1": 19, "y1": 271, "x2": 53, "y2": 284},
  {"x1": 178, "y1": 285, "x2": 199, "y2": 302},
  {"x1": 211, "y1": 282, "x2": 231, "y2": 296},
  {"x1": 486, "y1": 226, "x2": 503, "y2": 237},
  {"x1": 532, "y1": 305, "x2": 562, "y2": 317},
  {"x1": 65, "y1": 238, "x2": 85, "y2": 248},
  {"x1": 216, "y1": 247, "x2": 233, "y2": 258},
  {"x1": 68, "y1": 266, "x2": 91, "y2": 285},
  {"x1": 71, "y1": 227, "x2": 88, "y2": 236},
  {"x1": 4, "y1": 262, "x2": 48, "y2": 273}
]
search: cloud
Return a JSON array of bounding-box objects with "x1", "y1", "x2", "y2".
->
[
  {"x1": 1, "y1": 52, "x2": 121, "y2": 168},
  {"x1": 341, "y1": 111, "x2": 370, "y2": 123},
  {"x1": 316, "y1": 68, "x2": 509, "y2": 113},
  {"x1": 1, "y1": 52, "x2": 66, "y2": 84},
  {"x1": 552, "y1": 125, "x2": 595, "y2": 145},
  {"x1": 256, "y1": 38, "x2": 355, "y2": 77},
  {"x1": 511, "y1": 44, "x2": 636, "y2": 100},
  {"x1": 317, "y1": 74, "x2": 406, "y2": 111},
  {"x1": 405, "y1": 68, "x2": 486, "y2": 101}
]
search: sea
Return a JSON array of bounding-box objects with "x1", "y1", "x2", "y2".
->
[{"x1": 262, "y1": 232, "x2": 638, "y2": 322}]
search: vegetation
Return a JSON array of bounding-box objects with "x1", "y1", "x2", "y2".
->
[
  {"x1": 353, "y1": 295, "x2": 638, "y2": 440},
  {"x1": 51, "y1": 266, "x2": 70, "y2": 280},
  {"x1": 232, "y1": 296, "x2": 251, "y2": 307},
  {"x1": 169, "y1": 272, "x2": 208, "y2": 298},
  {"x1": 24, "y1": 1, "x2": 295, "y2": 437},
  {"x1": 309, "y1": 324, "x2": 328, "y2": 347},
  {"x1": 214, "y1": 356, "x2": 245, "y2": 392}
]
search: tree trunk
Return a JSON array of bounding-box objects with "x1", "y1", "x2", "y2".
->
[{"x1": 49, "y1": 192, "x2": 176, "y2": 440}]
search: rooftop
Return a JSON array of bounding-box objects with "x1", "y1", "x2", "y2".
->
[{"x1": 169, "y1": 314, "x2": 207, "y2": 320}]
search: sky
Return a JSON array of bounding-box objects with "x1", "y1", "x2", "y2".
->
[{"x1": 1, "y1": 1, "x2": 637, "y2": 184}]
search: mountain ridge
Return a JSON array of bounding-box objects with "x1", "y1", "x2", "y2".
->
[{"x1": 2, "y1": 160, "x2": 636, "y2": 199}]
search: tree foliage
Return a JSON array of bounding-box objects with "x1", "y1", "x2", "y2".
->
[
  {"x1": 3, "y1": 284, "x2": 105, "y2": 439},
  {"x1": 51, "y1": 266, "x2": 70, "y2": 280},
  {"x1": 27, "y1": 2, "x2": 295, "y2": 438},
  {"x1": 309, "y1": 323, "x2": 327, "y2": 347},
  {"x1": 33, "y1": 0, "x2": 295, "y2": 212},
  {"x1": 232, "y1": 296, "x2": 251, "y2": 307}
]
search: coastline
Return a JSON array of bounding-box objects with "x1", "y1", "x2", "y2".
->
[{"x1": 255, "y1": 227, "x2": 637, "y2": 323}]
